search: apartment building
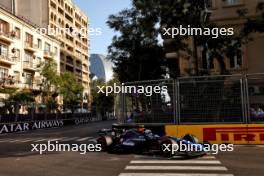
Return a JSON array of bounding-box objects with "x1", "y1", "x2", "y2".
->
[
  {"x1": 0, "y1": 5, "x2": 60, "y2": 103},
  {"x1": 0, "y1": 0, "x2": 91, "y2": 106},
  {"x1": 165, "y1": 0, "x2": 264, "y2": 76}
]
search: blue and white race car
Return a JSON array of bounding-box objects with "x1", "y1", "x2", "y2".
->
[{"x1": 97, "y1": 128, "x2": 209, "y2": 158}]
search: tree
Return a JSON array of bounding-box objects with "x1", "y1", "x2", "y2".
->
[
  {"x1": 37, "y1": 60, "x2": 61, "y2": 112},
  {"x1": 60, "y1": 72, "x2": 84, "y2": 109},
  {"x1": 133, "y1": 0, "x2": 243, "y2": 76},
  {"x1": 91, "y1": 78, "x2": 116, "y2": 119},
  {"x1": 2, "y1": 90, "x2": 34, "y2": 114},
  {"x1": 107, "y1": 7, "x2": 166, "y2": 82}
]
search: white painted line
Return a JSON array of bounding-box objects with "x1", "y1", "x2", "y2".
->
[
  {"x1": 134, "y1": 155, "x2": 215, "y2": 160},
  {"x1": 34, "y1": 138, "x2": 50, "y2": 142},
  {"x1": 119, "y1": 173, "x2": 234, "y2": 176},
  {"x1": 125, "y1": 166, "x2": 228, "y2": 171},
  {"x1": 88, "y1": 138, "x2": 97, "y2": 143},
  {"x1": 198, "y1": 156, "x2": 216, "y2": 159},
  {"x1": 130, "y1": 160, "x2": 221, "y2": 164},
  {"x1": 19, "y1": 139, "x2": 34, "y2": 143},
  {"x1": 61, "y1": 137, "x2": 79, "y2": 141},
  {"x1": 49, "y1": 138, "x2": 63, "y2": 141},
  {"x1": 76, "y1": 137, "x2": 93, "y2": 142}
]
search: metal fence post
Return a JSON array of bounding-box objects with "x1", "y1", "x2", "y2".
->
[
  {"x1": 244, "y1": 75, "x2": 250, "y2": 124},
  {"x1": 173, "y1": 79, "x2": 177, "y2": 124},
  {"x1": 176, "y1": 79, "x2": 181, "y2": 125},
  {"x1": 240, "y1": 78, "x2": 246, "y2": 124}
]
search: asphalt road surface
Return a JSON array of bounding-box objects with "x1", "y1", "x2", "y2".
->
[{"x1": 0, "y1": 120, "x2": 264, "y2": 176}]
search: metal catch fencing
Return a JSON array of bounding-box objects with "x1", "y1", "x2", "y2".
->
[{"x1": 119, "y1": 74, "x2": 264, "y2": 124}]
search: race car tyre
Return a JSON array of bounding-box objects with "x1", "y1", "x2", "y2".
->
[
  {"x1": 97, "y1": 136, "x2": 113, "y2": 151},
  {"x1": 159, "y1": 139, "x2": 178, "y2": 158}
]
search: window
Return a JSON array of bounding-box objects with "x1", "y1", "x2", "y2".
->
[
  {"x1": 37, "y1": 57, "x2": 41, "y2": 65},
  {"x1": 230, "y1": 52, "x2": 242, "y2": 69},
  {"x1": 225, "y1": 0, "x2": 241, "y2": 6},
  {"x1": 14, "y1": 27, "x2": 21, "y2": 39},
  {"x1": 15, "y1": 49, "x2": 20, "y2": 62},
  {"x1": 202, "y1": 47, "x2": 214, "y2": 69},
  {"x1": 37, "y1": 39, "x2": 42, "y2": 49},
  {"x1": 13, "y1": 71, "x2": 20, "y2": 83},
  {"x1": 25, "y1": 33, "x2": 33, "y2": 46},
  {"x1": 230, "y1": 42, "x2": 242, "y2": 69},
  {"x1": 0, "y1": 67, "x2": 8, "y2": 79},
  {"x1": 25, "y1": 73, "x2": 33, "y2": 85},
  {"x1": 0, "y1": 44, "x2": 8, "y2": 57},
  {"x1": 44, "y1": 42, "x2": 51, "y2": 52},
  {"x1": 54, "y1": 47, "x2": 58, "y2": 55},
  {"x1": 24, "y1": 51, "x2": 34, "y2": 63},
  {"x1": 205, "y1": 0, "x2": 213, "y2": 8},
  {"x1": 0, "y1": 19, "x2": 9, "y2": 34}
]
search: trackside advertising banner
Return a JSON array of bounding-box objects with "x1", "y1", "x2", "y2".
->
[
  {"x1": 0, "y1": 117, "x2": 94, "y2": 134},
  {"x1": 165, "y1": 124, "x2": 264, "y2": 145}
]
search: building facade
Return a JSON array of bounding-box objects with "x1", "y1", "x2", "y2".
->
[
  {"x1": 0, "y1": 0, "x2": 91, "y2": 106},
  {"x1": 0, "y1": 5, "x2": 60, "y2": 104},
  {"x1": 165, "y1": 0, "x2": 264, "y2": 76}
]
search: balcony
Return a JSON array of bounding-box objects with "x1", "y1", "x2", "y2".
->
[
  {"x1": 44, "y1": 50, "x2": 55, "y2": 60},
  {"x1": 24, "y1": 42, "x2": 38, "y2": 52},
  {"x1": 75, "y1": 71, "x2": 82, "y2": 79},
  {"x1": 0, "y1": 31, "x2": 14, "y2": 44},
  {"x1": 21, "y1": 82, "x2": 41, "y2": 91},
  {"x1": 0, "y1": 55, "x2": 15, "y2": 65},
  {"x1": 0, "y1": 76, "x2": 19, "y2": 89},
  {"x1": 76, "y1": 63, "x2": 82, "y2": 70},
  {"x1": 66, "y1": 58, "x2": 74, "y2": 66},
  {"x1": 23, "y1": 61, "x2": 37, "y2": 72}
]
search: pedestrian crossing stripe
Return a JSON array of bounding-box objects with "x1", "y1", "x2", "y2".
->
[
  {"x1": 119, "y1": 174, "x2": 234, "y2": 176},
  {"x1": 119, "y1": 155, "x2": 234, "y2": 176},
  {"x1": 130, "y1": 160, "x2": 221, "y2": 164},
  {"x1": 125, "y1": 165, "x2": 228, "y2": 171}
]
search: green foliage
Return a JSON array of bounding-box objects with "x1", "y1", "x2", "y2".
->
[
  {"x1": 107, "y1": 7, "x2": 166, "y2": 82},
  {"x1": 91, "y1": 79, "x2": 115, "y2": 114},
  {"x1": 60, "y1": 72, "x2": 84, "y2": 105},
  {"x1": 239, "y1": 3, "x2": 264, "y2": 38},
  {"x1": 37, "y1": 60, "x2": 61, "y2": 91},
  {"x1": 0, "y1": 90, "x2": 35, "y2": 114},
  {"x1": 133, "y1": 0, "x2": 245, "y2": 76},
  {"x1": 37, "y1": 61, "x2": 84, "y2": 107},
  {"x1": 8, "y1": 90, "x2": 34, "y2": 104}
]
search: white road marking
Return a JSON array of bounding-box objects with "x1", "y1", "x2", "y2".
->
[
  {"x1": 34, "y1": 138, "x2": 50, "y2": 142},
  {"x1": 19, "y1": 139, "x2": 34, "y2": 143},
  {"x1": 88, "y1": 138, "x2": 97, "y2": 143},
  {"x1": 61, "y1": 137, "x2": 79, "y2": 141},
  {"x1": 76, "y1": 137, "x2": 93, "y2": 142},
  {"x1": 134, "y1": 155, "x2": 216, "y2": 160},
  {"x1": 119, "y1": 173, "x2": 234, "y2": 176},
  {"x1": 130, "y1": 160, "x2": 221, "y2": 164},
  {"x1": 125, "y1": 166, "x2": 228, "y2": 171}
]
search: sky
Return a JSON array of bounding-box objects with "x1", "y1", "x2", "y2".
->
[{"x1": 74, "y1": 0, "x2": 131, "y2": 55}]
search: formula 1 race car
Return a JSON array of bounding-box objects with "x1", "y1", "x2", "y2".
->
[{"x1": 97, "y1": 128, "x2": 208, "y2": 158}]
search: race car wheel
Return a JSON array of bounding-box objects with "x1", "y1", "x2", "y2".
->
[
  {"x1": 97, "y1": 136, "x2": 113, "y2": 151},
  {"x1": 159, "y1": 139, "x2": 177, "y2": 158}
]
